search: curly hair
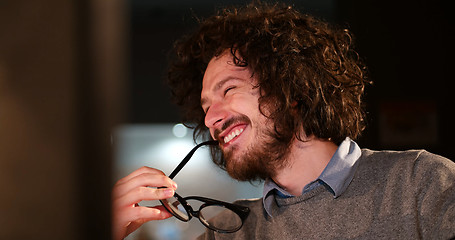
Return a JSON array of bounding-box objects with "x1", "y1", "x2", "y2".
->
[{"x1": 167, "y1": 2, "x2": 371, "y2": 147}]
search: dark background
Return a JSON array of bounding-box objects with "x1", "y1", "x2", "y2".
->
[{"x1": 127, "y1": 0, "x2": 454, "y2": 160}]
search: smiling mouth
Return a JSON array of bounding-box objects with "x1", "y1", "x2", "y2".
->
[
  {"x1": 214, "y1": 115, "x2": 251, "y2": 145},
  {"x1": 223, "y1": 128, "x2": 244, "y2": 144}
]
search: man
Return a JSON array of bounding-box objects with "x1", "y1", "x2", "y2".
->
[{"x1": 113, "y1": 3, "x2": 455, "y2": 239}]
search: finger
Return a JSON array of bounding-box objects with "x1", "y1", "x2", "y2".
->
[
  {"x1": 120, "y1": 205, "x2": 172, "y2": 223},
  {"x1": 124, "y1": 206, "x2": 173, "y2": 236},
  {"x1": 114, "y1": 187, "x2": 175, "y2": 209},
  {"x1": 113, "y1": 172, "x2": 177, "y2": 198},
  {"x1": 115, "y1": 166, "x2": 167, "y2": 185},
  {"x1": 113, "y1": 205, "x2": 172, "y2": 240}
]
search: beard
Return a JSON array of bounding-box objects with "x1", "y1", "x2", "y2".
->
[{"x1": 216, "y1": 115, "x2": 293, "y2": 182}]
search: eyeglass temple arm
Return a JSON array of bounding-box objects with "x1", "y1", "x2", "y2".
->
[{"x1": 168, "y1": 140, "x2": 218, "y2": 179}]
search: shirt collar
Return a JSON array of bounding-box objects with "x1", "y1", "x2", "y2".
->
[{"x1": 262, "y1": 137, "x2": 362, "y2": 216}]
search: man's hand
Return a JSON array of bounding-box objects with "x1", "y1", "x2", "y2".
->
[{"x1": 112, "y1": 166, "x2": 177, "y2": 240}]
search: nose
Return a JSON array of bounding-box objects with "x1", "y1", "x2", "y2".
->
[{"x1": 204, "y1": 101, "x2": 228, "y2": 130}]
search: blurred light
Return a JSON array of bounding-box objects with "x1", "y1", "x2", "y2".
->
[
  {"x1": 155, "y1": 139, "x2": 194, "y2": 163},
  {"x1": 172, "y1": 123, "x2": 188, "y2": 138}
]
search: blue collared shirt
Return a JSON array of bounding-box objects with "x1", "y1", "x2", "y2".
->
[{"x1": 262, "y1": 137, "x2": 362, "y2": 217}]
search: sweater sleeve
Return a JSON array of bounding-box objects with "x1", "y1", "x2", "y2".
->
[{"x1": 414, "y1": 151, "x2": 455, "y2": 239}]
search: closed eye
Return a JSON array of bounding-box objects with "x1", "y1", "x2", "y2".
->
[{"x1": 224, "y1": 86, "x2": 236, "y2": 96}]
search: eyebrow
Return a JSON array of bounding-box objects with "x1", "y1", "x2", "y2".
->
[{"x1": 200, "y1": 77, "x2": 241, "y2": 109}]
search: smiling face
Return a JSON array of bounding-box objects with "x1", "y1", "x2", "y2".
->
[
  {"x1": 201, "y1": 52, "x2": 291, "y2": 181},
  {"x1": 201, "y1": 53, "x2": 263, "y2": 148}
]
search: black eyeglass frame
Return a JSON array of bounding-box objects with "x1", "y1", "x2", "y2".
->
[
  {"x1": 158, "y1": 140, "x2": 250, "y2": 233},
  {"x1": 162, "y1": 192, "x2": 250, "y2": 233}
]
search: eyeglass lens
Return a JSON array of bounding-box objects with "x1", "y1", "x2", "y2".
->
[
  {"x1": 199, "y1": 205, "x2": 243, "y2": 232},
  {"x1": 161, "y1": 197, "x2": 243, "y2": 232}
]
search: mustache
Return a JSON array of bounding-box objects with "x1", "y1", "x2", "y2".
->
[{"x1": 213, "y1": 114, "x2": 251, "y2": 141}]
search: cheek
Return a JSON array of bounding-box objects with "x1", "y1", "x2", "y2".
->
[
  {"x1": 229, "y1": 94, "x2": 260, "y2": 115},
  {"x1": 232, "y1": 96, "x2": 272, "y2": 132}
]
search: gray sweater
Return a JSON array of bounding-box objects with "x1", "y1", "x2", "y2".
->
[{"x1": 198, "y1": 149, "x2": 455, "y2": 239}]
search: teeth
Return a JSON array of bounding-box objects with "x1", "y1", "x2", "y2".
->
[{"x1": 224, "y1": 128, "x2": 244, "y2": 144}]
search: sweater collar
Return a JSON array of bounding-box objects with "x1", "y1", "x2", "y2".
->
[{"x1": 262, "y1": 137, "x2": 362, "y2": 217}]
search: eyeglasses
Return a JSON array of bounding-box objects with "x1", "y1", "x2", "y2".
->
[{"x1": 159, "y1": 141, "x2": 250, "y2": 233}]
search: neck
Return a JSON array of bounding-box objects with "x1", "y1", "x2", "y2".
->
[{"x1": 271, "y1": 137, "x2": 338, "y2": 196}]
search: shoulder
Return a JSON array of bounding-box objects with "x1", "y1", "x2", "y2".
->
[
  {"x1": 354, "y1": 149, "x2": 455, "y2": 238},
  {"x1": 360, "y1": 148, "x2": 441, "y2": 161},
  {"x1": 357, "y1": 148, "x2": 455, "y2": 187},
  {"x1": 360, "y1": 148, "x2": 454, "y2": 169}
]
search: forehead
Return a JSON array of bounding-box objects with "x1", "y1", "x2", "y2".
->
[{"x1": 201, "y1": 53, "x2": 252, "y2": 94}]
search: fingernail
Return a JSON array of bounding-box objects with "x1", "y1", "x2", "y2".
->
[
  {"x1": 164, "y1": 188, "x2": 175, "y2": 196},
  {"x1": 172, "y1": 182, "x2": 178, "y2": 189}
]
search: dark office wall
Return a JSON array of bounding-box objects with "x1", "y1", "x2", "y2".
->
[{"x1": 337, "y1": 0, "x2": 454, "y2": 160}]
